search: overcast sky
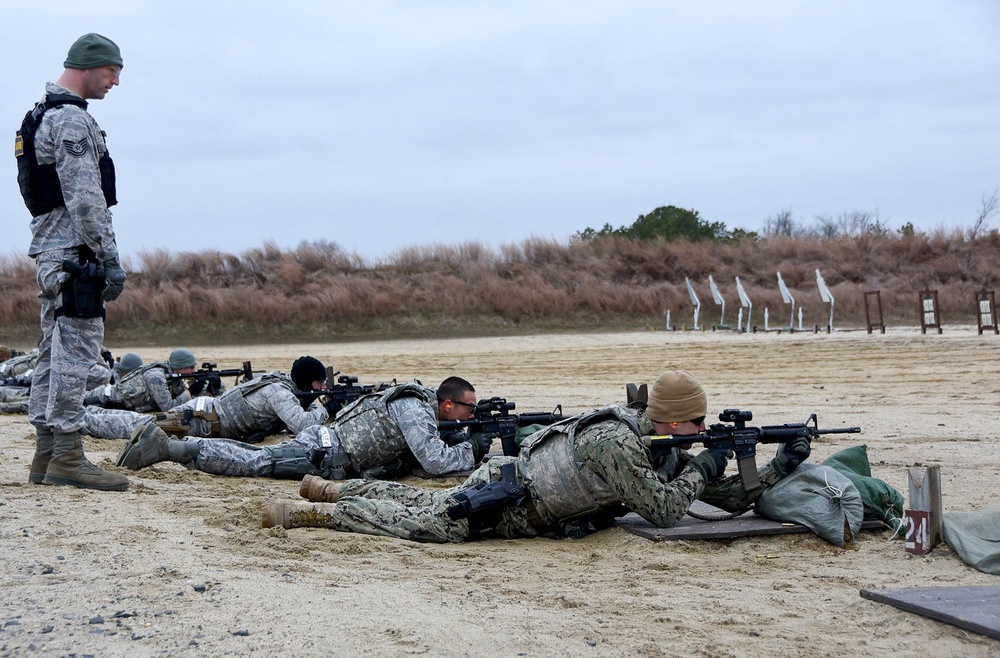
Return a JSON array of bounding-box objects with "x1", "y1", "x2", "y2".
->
[{"x1": 4, "y1": 1, "x2": 999, "y2": 262}]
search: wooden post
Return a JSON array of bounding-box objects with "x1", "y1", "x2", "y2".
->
[
  {"x1": 905, "y1": 466, "x2": 943, "y2": 554},
  {"x1": 919, "y1": 290, "x2": 942, "y2": 334},
  {"x1": 976, "y1": 290, "x2": 999, "y2": 335},
  {"x1": 864, "y1": 291, "x2": 885, "y2": 334}
]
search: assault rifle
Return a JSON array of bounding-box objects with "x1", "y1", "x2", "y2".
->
[
  {"x1": 168, "y1": 361, "x2": 259, "y2": 396},
  {"x1": 645, "y1": 409, "x2": 861, "y2": 491},
  {"x1": 438, "y1": 397, "x2": 568, "y2": 457},
  {"x1": 295, "y1": 373, "x2": 394, "y2": 416}
]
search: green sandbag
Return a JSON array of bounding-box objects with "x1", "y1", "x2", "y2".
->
[
  {"x1": 823, "y1": 444, "x2": 904, "y2": 532},
  {"x1": 942, "y1": 509, "x2": 1000, "y2": 575},
  {"x1": 515, "y1": 423, "x2": 548, "y2": 446}
]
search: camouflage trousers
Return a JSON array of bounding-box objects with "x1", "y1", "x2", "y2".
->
[
  {"x1": 83, "y1": 407, "x2": 218, "y2": 441},
  {"x1": 84, "y1": 407, "x2": 149, "y2": 439},
  {"x1": 321, "y1": 457, "x2": 540, "y2": 543},
  {"x1": 28, "y1": 249, "x2": 104, "y2": 433},
  {"x1": 0, "y1": 400, "x2": 29, "y2": 414},
  {"x1": 1, "y1": 385, "x2": 30, "y2": 402}
]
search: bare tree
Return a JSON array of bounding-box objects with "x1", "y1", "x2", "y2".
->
[
  {"x1": 969, "y1": 189, "x2": 999, "y2": 240},
  {"x1": 764, "y1": 208, "x2": 799, "y2": 237}
]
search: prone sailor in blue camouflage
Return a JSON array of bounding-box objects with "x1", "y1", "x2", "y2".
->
[
  {"x1": 263, "y1": 369, "x2": 812, "y2": 542},
  {"x1": 17, "y1": 34, "x2": 129, "y2": 491},
  {"x1": 117, "y1": 376, "x2": 488, "y2": 480}
]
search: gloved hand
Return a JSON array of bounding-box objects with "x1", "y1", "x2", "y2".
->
[
  {"x1": 189, "y1": 376, "x2": 208, "y2": 396},
  {"x1": 204, "y1": 375, "x2": 223, "y2": 396},
  {"x1": 772, "y1": 434, "x2": 812, "y2": 477},
  {"x1": 102, "y1": 257, "x2": 127, "y2": 301},
  {"x1": 463, "y1": 432, "x2": 493, "y2": 462},
  {"x1": 687, "y1": 446, "x2": 732, "y2": 482},
  {"x1": 323, "y1": 397, "x2": 343, "y2": 418}
]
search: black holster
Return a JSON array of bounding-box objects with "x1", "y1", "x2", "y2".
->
[
  {"x1": 446, "y1": 462, "x2": 526, "y2": 532},
  {"x1": 57, "y1": 252, "x2": 106, "y2": 320}
]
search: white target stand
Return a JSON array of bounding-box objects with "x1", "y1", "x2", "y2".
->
[
  {"x1": 816, "y1": 269, "x2": 835, "y2": 333},
  {"x1": 685, "y1": 277, "x2": 701, "y2": 331},
  {"x1": 735, "y1": 276, "x2": 752, "y2": 333}
]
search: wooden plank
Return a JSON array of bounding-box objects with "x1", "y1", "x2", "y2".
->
[
  {"x1": 619, "y1": 501, "x2": 884, "y2": 541},
  {"x1": 860, "y1": 586, "x2": 1000, "y2": 641}
]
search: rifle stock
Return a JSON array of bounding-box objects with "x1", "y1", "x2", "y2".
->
[{"x1": 644, "y1": 409, "x2": 861, "y2": 491}]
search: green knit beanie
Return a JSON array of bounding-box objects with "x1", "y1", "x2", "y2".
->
[
  {"x1": 168, "y1": 348, "x2": 197, "y2": 370},
  {"x1": 64, "y1": 33, "x2": 123, "y2": 70}
]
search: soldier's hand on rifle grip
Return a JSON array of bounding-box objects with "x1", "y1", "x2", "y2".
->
[
  {"x1": 322, "y1": 398, "x2": 342, "y2": 418},
  {"x1": 188, "y1": 376, "x2": 208, "y2": 396},
  {"x1": 463, "y1": 432, "x2": 493, "y2": 463},
  {"x1": 205, "y1": 375, "x2": 223, "y2": 396},
  {"x1": 772, "y1": 434, "x2": 812, "y2": 477},
  {"x1": 688, "y1": 446, "x2": 732, "y2": 482}
]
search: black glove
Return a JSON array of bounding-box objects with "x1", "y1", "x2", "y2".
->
[
  {"x1": 205, "y1": 375, "x2": 223, "y2": 396},
  {"x1": 323, "y1": 397, "x2": 344, "y2": 418},
  {"x1": 101, "y1": 349, "x2": 115, "y2": 370},
  {"x1": 439, "y1": 428, "x2": 470, "y2": 447},
  {"x1": 188, "y1": 377, "x2": 207, "y2": 396},
  {"x1": 772, "y1": 434, "x2": 812, "y2": 477},
  {"x1": 463, "y1": 432, "x2": 493, "y2": 462},
  {"x1": 102, "y1": 257, "x2": 126, "y2": 301},
  {"x1": 687, "y1": 446, "x2": 731, "y2": 482}
]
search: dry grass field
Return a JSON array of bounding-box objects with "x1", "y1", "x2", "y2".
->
[
  {"x1": 2, "y1": 230, "x2": 1000, "y2": 345},
  {"x1": 2, "y1": 327, "x2": 999, "y2": 656}
]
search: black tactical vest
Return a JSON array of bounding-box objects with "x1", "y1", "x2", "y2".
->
[{"x1": 15, "y1": 93, "x2": 117, "y2": 217}]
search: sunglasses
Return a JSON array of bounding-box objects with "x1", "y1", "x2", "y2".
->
[{"x1": 440, "y1": 398, "x2": 477, "y2": 411}]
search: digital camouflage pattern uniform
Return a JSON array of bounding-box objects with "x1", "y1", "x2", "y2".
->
[
  {"x1": 156, "y1": 382, "x2": 475, "y2": 478},
  {"x1": 298, "y1": 406, "x2": 786, "y2": 543},
  {"x1": 27, "y1": 83, "x2": 119, "y2": 435},
  {"x1": 84, "y1": 372, "x2": 328, "y2": 441},
  {"x1": 0, "y1": 385, "x2": 31, "y2": 414},
  {"x1": 0, "y1": 351, "x2": 39, "y2": 379},
  {"x1": 85, "y1": 362, "x2": 191, "y2": 412}
]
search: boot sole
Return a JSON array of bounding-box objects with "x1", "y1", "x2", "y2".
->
[{"x1": 43, "y1": 474, "x2": 129, "y2": 491}]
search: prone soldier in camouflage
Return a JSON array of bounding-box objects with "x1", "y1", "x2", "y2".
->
[
  {"x1": 116, "y1": 375, "x2": 488, "y2": 480},
  {"x1": 0, "y1": 349, "x2": 34, "y2": 413},
  {"x1": 110, "y1": 352, "x2": 143, "y2": 382},
  {"x1": 17, "y1": 34, "x2": 129, "y2": 491},
  {"x1": 85, "y1": 348, "x2": 199, "y2": 412},
  {"x1": 84, "y1": 356, "x2": 330, "y2": 442},
  {"x1": 262, "y1": 369, "x2": 812, "y2": 542}
]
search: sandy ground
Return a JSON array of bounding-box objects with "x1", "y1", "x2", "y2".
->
[{"x1": 1, "y1": 327, "x2": 999, "y2": 657}]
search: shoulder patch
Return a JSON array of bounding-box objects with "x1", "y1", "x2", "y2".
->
[
  {"x1": 14, "y1": 133, "x2": 23, "y2": 158},
  {"x1": 63, "y1": 138, "x2": 90, "y2": 157}
]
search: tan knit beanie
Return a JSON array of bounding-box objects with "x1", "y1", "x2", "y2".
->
[{"x1": 645, "y1": 369, "x2": 707, "y2": 423}]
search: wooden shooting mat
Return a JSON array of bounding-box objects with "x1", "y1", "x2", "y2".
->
[
  {"x1": 859, "y1": 586, "x2": 1000, "y2": 641},
  {"x1": 618, "y1": 500, "x2": 885, "y2": 541}
]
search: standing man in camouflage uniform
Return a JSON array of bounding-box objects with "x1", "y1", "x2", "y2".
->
[
  {"x1": 16, "y1": 34, "x2": 129, "y2": 491},
  {"x1": 85, "y1": 348, "x2": 201, "y2": 412},
  {"x1": 262, "y1": 369, "x2": 813, "y2": 542},
  {"x1": 117, "y1": 376, "x2": 489, "y2": 480}
]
